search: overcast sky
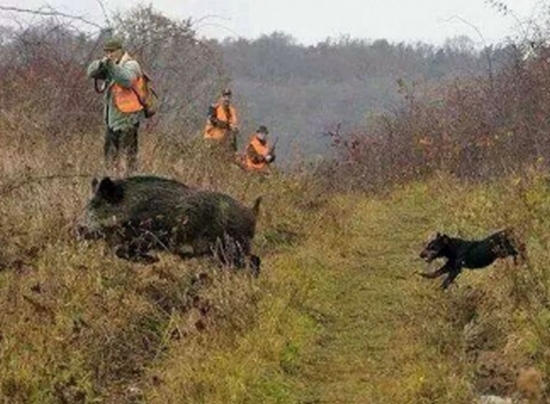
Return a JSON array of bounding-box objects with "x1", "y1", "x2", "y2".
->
[{"x1": 3, "y1": 0, "x2": 546, "y2": 46}]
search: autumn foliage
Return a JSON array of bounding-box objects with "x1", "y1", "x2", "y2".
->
[{"x1": 322, "y1": 42, "x2": 550, "y2": 190}]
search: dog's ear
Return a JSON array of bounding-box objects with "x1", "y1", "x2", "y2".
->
[{"x1": 441, "y1": 234, "x2": 450, "y2": 244}]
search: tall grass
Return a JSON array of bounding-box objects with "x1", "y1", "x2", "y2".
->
[
  {"x1": 2, "y1": 127, "x2": 550, "y2": 403},
  {"x1": 0, "y1": 126, "x2": 324, "y2": 403}
]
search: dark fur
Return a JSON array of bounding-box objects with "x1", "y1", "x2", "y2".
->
[
  {"x1": 77, "y1": 175, "x2": 261, "y2": 274},
  {"x1": 419, "y1": 229, "x2": 524, "y2": 289}
]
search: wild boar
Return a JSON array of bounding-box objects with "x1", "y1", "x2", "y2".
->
[{"x1": 76, "y1": 175, "x2": 261, "y2": 272}]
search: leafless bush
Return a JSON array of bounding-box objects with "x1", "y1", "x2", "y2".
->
[{"x1": 320, "y1": 40, "x2": 550, "y2": 191}]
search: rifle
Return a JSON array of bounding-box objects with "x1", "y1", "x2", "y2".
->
[
  {"x1": 266, "y1": 137, "x2": 278, "y2": 163},
  {"x1": 269, "y1": 137, "x2": 279, "y2": 154}
]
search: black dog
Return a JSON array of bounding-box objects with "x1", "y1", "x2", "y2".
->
[{"x1": 418, "y1": 229, "x2": 524, "y2": 289}]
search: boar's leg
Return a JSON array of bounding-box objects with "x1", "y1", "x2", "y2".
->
[
  {"x1": 113, "y1": 244, "x2": 159, "y2": 264},
  {"x1": 177, "y1": 250, "x2": 211, "y2": 260},
  {"x1": 107, "y1": 232, "x2": 159, "y2": 264},
  {"x1": 212, "y1": 235, "x2": 260, "y2": 276},
  {"x1": 248, "y1": 255, "x2": 261, "y2": 277},
  {"x1": 212, "y1": 234, "x2": 248, "y2": 269}
]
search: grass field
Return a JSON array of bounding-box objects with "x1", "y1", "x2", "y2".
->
[{"x1": 0, "y1": 131, "x2": 549, "y2": 403}]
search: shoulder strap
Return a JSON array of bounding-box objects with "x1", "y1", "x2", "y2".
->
[{"x1": 127, "y1": 75, "x2": 143, "y2": 105}]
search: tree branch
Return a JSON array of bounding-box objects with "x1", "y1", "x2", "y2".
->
[{"x1": 0, "y1": 5, "x2": 103, "y2": 29}]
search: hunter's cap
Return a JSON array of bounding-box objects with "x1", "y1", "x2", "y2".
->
[
  {"x1": 103, "y1": 38, "x2": 123, "y2": 52},
  {"x1": 222, "y1": 88, "x2": 232, "y2": 96},
  {"x1": 257, "y1": 125, "x2": 269, "y2": 134}
]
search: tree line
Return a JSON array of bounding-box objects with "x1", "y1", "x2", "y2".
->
[
  {"x1": 0, "y1": 4, "x2": 532, "y2": 173},
  {"x1": 220, "y1": 32, "x2": 518, "y2": 164}
]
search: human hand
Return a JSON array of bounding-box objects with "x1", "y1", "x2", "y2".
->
[{"x1": 100, "y1": 56, "x2": 109, "y2": 66}]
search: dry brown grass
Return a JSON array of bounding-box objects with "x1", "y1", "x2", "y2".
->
[
  {"x1": 0, "y1": 123, "x2": 323, "y2": 403},
  {"x1": 3, "y1": 124, "x2": 550, "y2": 403}
]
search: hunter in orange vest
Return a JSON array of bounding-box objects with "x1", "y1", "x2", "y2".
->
[
  {"x1": 87, "y1": 37, "x2": 146, "y2": 176},
  {"x1": 243, "y1": 125, "x2": 276, "y2": 172},
  {"x1": 111, "y1": 74, "x2": 147, "y2": 113},
  {"x1": 204, "y1": 88, "x2": 239, "y2": 151}
]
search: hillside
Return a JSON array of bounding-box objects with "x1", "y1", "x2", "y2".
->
[{"x1": 220, "y1": 33, "x2": 511, "y2": 163}]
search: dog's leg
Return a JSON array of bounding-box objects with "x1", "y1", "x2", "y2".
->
[
  {"x1": 419, "y1": 263, "x2": 450, "y2": 279},
  {"x1": 441, "y1": 268, "x2": 461, "y2": 290}
]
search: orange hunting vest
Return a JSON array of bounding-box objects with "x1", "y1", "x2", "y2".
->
[
  {"x1": 245, "y1": 135, "x2": 270, "y2": 171},
  {"x1": 204, "y1": 103, "x2": 238, "y2": 139},
  {"x1": 112, "y1": 76, "x2": 146, "y2": 113}
]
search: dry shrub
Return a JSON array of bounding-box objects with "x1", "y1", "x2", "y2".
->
[
  {"x1": 516, "y1": 367, "x2": 545, "y2": 402},
  {"x1": 321, "y1": 42, "x2": 550, "y2": 191}
]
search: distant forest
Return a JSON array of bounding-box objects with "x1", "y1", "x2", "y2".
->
[{"x1": 217, "y1": 33, "x2": 518, "y2": 164}]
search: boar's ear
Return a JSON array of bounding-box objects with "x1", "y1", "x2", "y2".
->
[{"x1": 96, "y1": 177, "x2": 124, "y2": 204}]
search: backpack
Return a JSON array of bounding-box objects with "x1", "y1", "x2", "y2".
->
[
  {"x1": 134, "y1": 71, "x2": 159, "y2": 119},
  {"x1": 94, "y1": 70, "x2": 159, "y2": 118}
]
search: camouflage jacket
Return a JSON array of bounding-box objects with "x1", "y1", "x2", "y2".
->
[{"x1": 87, "y1": 52, "x2": 144, "y2": 132}]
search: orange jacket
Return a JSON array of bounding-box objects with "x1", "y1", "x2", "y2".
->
[
  {"x1": 112, "y1": 75, "x2": 146, "y2": 113},
  {"x1": 244, "y1": 134, "x2": 271, "y2": 171},
  {"x1": 204, "y1": 103, "x2": 238, "y2": 139}
]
